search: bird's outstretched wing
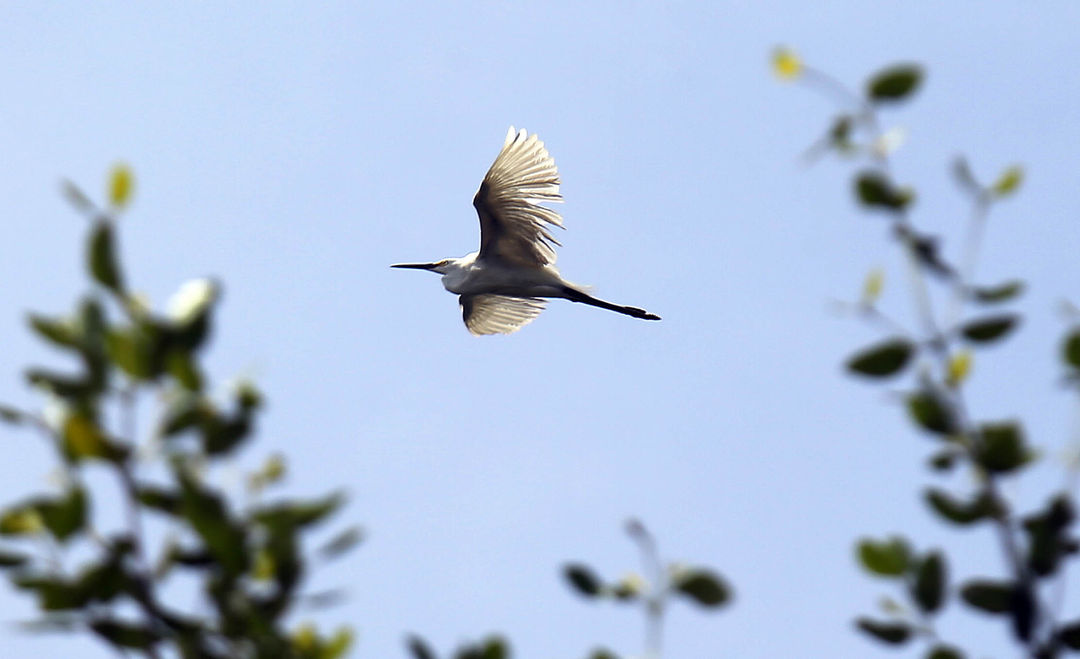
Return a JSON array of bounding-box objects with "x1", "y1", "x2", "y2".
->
[
  {"x1": 473, "y1": 127, "x2": 564, "y2": 268},
  {"x1": 460, "y1": 294, "x2": 547, "y2": 335}
]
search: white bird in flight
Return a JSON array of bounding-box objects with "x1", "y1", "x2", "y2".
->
[{"x1": 393, "y1": 127, "x2": 661, "y2": 335}]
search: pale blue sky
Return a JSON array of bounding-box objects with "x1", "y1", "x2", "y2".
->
[{"x1": 1, "y1": 3, "x2": 1079, "y2": 657}]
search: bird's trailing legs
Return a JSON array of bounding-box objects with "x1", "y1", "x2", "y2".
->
[{"x1": 560, "y1": 286, "x2": 661, "y2": 321}]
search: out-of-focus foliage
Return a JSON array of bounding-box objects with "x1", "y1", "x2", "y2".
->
[
  {"x1": 778, "y1": 47, "x2": 1080, "y2": 658},
  {"x1": 561, "y1": 520, "x2": 731, "y2": 657},
  {"x1": 0, "y1": 169, "x2": 357, "y2": 658}
]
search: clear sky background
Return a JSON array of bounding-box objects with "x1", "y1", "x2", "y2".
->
[{"x1": 1, "y1": 3, "x2": 1079, "y2": 657}]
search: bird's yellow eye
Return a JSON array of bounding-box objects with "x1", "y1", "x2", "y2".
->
[{"x1": 437, "y1": 260, "x2": 449, "y2": 267}]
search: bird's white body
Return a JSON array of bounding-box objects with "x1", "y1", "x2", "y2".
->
[
  {"x1": 393, "y1": 127, "x2": 659, "y2": 335},
  {"x1": 437, "y1": 251, "x2": 569, "y2": 298}
]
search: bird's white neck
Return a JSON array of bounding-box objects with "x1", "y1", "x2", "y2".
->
[{"x1": 439, "y1": 253, "x2": 477, "y2": 294}]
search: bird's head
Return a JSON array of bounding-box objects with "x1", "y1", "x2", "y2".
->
[{"x1": 391, "y1": 258, "x2": 454, "y2": 275}]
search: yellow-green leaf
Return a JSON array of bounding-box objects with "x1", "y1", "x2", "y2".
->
[
  {"x1": 248, "y1": 453, "x2": 286, "y2": 494},
  {"x1": 946, "y1": 350, "x2": 973, "y2": 388},
  {"x1": 63, "y1": 413, "x2": 109, "y2": 460},
  {"x1": 771, "y1": 47, "x2": 802, "y2": 80},
  {"x1": 292, "y1": 623, "x2": 317, "y2": 652},
  {"x1": 992, "y1": 165, "x2": 1023, "y2": 197},
  {"x1": 0, "y1": 508, "x2": 44, "y2": 535},
  {"x1": 108, "y1": 163, "x2": 135, "y2": 209},
  {"x1": 252, "y1": 548, "x2": 275, "y2": 581},
  {"x1": 862, "y1": 268, "x2": 884, "y2": 305},
  {"x1": 324, "y1": 628, "x2": 354, "y2": 659}
]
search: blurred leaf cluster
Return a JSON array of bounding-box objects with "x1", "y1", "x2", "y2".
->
[
  {"x1": 561, "y1": 519, "x2": 731, "y2": 658},
  {"x1": 778, "y1": 49, "x2": 1080, "y2": 657},
  {"x1": 407, "y1": 520, "x2": 731, "y2": 659},
  {"x1": 0, "y1": 166, "x2": 357, "y2": 658}
]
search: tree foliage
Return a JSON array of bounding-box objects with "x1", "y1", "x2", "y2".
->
[
  {"x1": 777, "y1": 48, "x2": 1080, "y2": 657},
  {"x1": 0, "y1": 167, "x2": 358, "y2": 658}
]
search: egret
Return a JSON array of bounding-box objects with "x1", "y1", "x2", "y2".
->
[{"x1": 393, "y1": 127, "x2": 661, "y2": 335}]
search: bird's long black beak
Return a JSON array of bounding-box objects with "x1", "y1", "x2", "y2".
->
[{"x1": 391, "y1": 262, "x2": 439, "y2": 271}]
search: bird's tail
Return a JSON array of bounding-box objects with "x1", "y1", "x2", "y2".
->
[{"x1": 560, "y1": 286, "x2": 660, "y2": 321}]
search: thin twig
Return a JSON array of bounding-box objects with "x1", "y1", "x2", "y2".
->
[
  {"x1": 945, "y1": 195, "x2": 991, "y2": 330},
  {"x1": 116, "y1": 387, "x2": 164, "y2": 659},
  {"x1": 627, "y1": 520, "x2": 665, "y2": 659}
]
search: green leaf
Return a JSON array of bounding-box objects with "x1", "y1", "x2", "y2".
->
[
  {"x1": 0, "y1": 548, "x2": 29, "y2": 567},
  {"x1": 236, "y1": 380, "x2": 263, "y2": 410},
  {"x1": 975, "y1": 422, "x2": 1032, "y2": 473},
  {"x1": 249, "y1": 452, "x2": 287, "y2": 494},
  {"x1": 62, "y1": 413, "x2": 128, "y2": 463},
  {"x1": 924, "y1": 488, "x2": 998, "y2": 526},
  {"x1": 611, "y1": 577, "x2": 640, "y2": 601},
  {"x1": 1064, "y1": 329, "x2": 1080, "y2": 370},
  {"x1": 970, "y1": 280, "x2": 1024, "y2": 304},
  {"x1": 908, "y1": 232, "x2": 954, "y2": 278},
  {"x1": 165, "y1": 350, "x2": 203, "y2": 391},
  {"x1": 855, "y1": 617, "x2": 912, "y2": 645},
  {"x1": 992, "y1": 165, "x2": 1023, "y2": 197},
  {"x1": 855, "y1": 172, "x2": 913, "y2": 211},
  {"x1": 1023, "y1": 495, "x2": 1075, "y2": 577},
  {"x1": 167, "y1": 546, "x2": 213, "y2": 567},
  {"x1": 0, "y1": 546, "x2": 27, "y2": 566},
  {"x1": 28, "y1": 315, "x2": 80, "y2": 349},
  {"x1": 14, "y1": 576, "x2": 90, "y2": 611},
  {"x1": 1058, "y1": 619, "x2": 1080, "y2": 649},
  {"x1": 866, "y1": 65, "x2": 923, "y2": 102},
  {"x1": 25, "y1": 369, "x2": 94, "y2": 400},
  {"x1": 88, "y1": 221, "x2": 124, "y2": 292},
  {"x1": 105, "y1": 328, "x2": 148, "y2": 378},
  {"x1": 926, "y1": 645, "x2": 965, "y2": 659},
  {"x1": 0, "y1": 506, "x2": 43, "y2": 535},
  {"x1": 672, "y1": 569, "x2": 731, "y2": 608},
  {"x1": 254, "y1": 493, "x2": 345, "y2": 532},
  {"x1": 907, "y1": 389, "x2": 956, "y2": 435},
  {"x1": 136, "y1": 487, "x2": 181, "y2": 516},
  {"x1": 325, "y1": 629, "x2": 355, "y2": 659},
  {"x1": 62, "y1": 180, "x2": 95, "y2": 214},
  {"x1": 0, "y1": 404, "x2": 26, "y2": 425},
  {"x1": 90, "y1": 619, "x2": 159, "y2": 649},
  {"x1": 105, "y1": 324, "x2": 168, "y2": 380},
  {"x1": 177, "y1": 468, "x2": 247, "y2": 577},
  {"x1": 406, "y1": 635, "x2": 437, "y2": 659},
  {"x1": 960, "y1": 579, "x2": 1012, "y2": 613},
  {"x1": 201, "y1": 407, "x2": 253, "y2": 456},
  {"x1": 846, "y1": 338, "x2": 914, "y2": 378},
  {"x1": 36, "y1": 487, "x2": 87, "y2": 542},
  {"x1": 960, "y1": 314, "x2": 1019, "y2": 344},
  {"x1": 952, "y1": 156, "x2": 980, "y2": 193},
  {"x1": 830, "y1": 116, "x2": 853, "y2": 150},
  {"x1": 319, "y1": 526, "x2": 363, "y2": 561},
  {"x1": 453, "y1": 637, "x2": 510, "y2": 659},
  {"x1": 927, "y1": 449, "x2": 959, "y2": 472},
  {"x1": 1011, "y1": 583, "x2": 1037, "y2": 641},
  {"x1": 856, "y1": 537, "x2": 909, "y2": 576},
  {"x1": 564, "y1": 563, "x2": 603, "y2": 597},
  {"x1": 477, "y1": 637, "x2": 509, "y2": 659},
  {"x1": 160, "y1": 397, "x2": 202, "y2": 437},
  {"x1": 912, "y1": 551, "x2": 946, "y2": 614}
]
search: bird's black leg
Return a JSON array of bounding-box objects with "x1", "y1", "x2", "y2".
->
[{"x1": 560, "y1": 287, "x2": 660, "y2": 321}]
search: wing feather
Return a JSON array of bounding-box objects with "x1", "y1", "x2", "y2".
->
[
  {"x1": 460, "y1": 294, "x2": 547, "y2": 335},
  {"x1": 473, "y1": 127, "x2": 564, "y2": 268}
]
